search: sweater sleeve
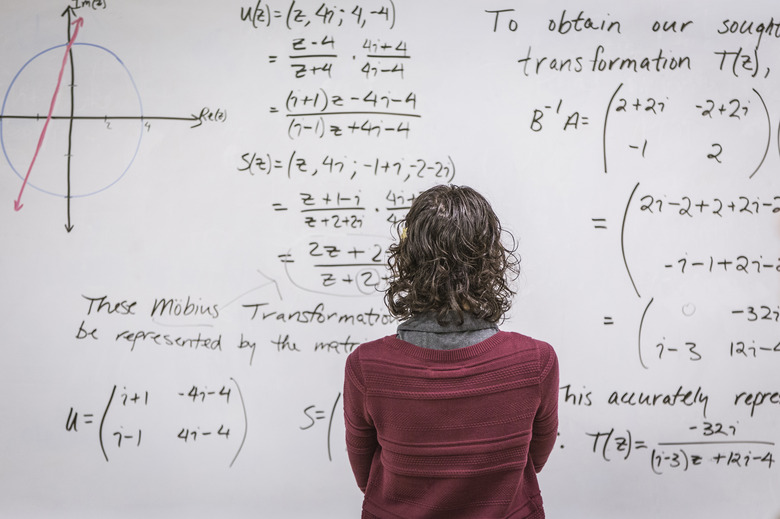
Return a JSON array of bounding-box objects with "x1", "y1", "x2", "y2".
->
[
  {"x1": 530, "y1": 341, "x2": 559, "y2": 473},
  {"x1": 343, "y1": 348, "x2": 379, "y2": 493}
]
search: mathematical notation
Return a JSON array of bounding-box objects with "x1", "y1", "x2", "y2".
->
[
  {"x1": 280, "y1": 89, "x2": 417, "y2": 115},
  {"x1": 273, "y1": 191, "x2": 366, "y2": 230},
  {"x1": 278, "y1": 235, "x2": 390, "y2": 296},
  {"x1": 270, "y1": 188, "x2": 419, "y2": 229},
  {"x1": 237, "y1": 150, "x2": 455, "y2": 184},
  {"x1": 586, "y1": 427, "x2": 776, "y2": 474},
  {"x1": 729, "y1": 340, "x2": 780, "y2": 359},
  {"x1": 639, "y1": 194, "x2": 780, "y2": 218},
  {"x1": 283, "y1": 57, "x2": 407, "y2": 80},
  {"x1": 664, "y1": 255, "x2": 780, "y2": 275},
  {"x1": 65, "y1": 380, "x2": 247, "y2": 467},
  {"x1": 299, "y1": 392, "x2": 342, "y2": 461},
  {"x1": 601, "y1": 86, "x2": 771, "y2": 176},
  {"x1": 240, "y1": 1, "x2": 397, "y2": 31},
  {"x1": 731, "y1": 305, "x2": 780, "y2": 323},
  {"x1": 641, "y1": 337, "x2": 780, "y2": 363},
  {"x1": 530, "y1": 99, "x2": 590, "y2": 132},
  {"x1": 287, "y1": 116, "x2": 413, "y2": 139},
  {"x1": 263, "y1": 37, "x2": 409, "y2": 80}
]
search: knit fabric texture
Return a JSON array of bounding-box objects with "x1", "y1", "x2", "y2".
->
[{"x1": 344, "y1": 331, "x2": 558, "y2": 518}]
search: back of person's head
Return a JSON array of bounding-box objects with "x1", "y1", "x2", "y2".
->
[{"x1": 385, "y1": 184, "x2": 519, "y2": 325}]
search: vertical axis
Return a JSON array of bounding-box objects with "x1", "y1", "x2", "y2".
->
[{"x1": 64, "y1": 8, "x2": 76, "y2": 232}]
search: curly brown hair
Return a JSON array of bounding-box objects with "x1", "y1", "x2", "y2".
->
[{"x1": 385, "y1": 184, "x2": 520, "y2": 325}]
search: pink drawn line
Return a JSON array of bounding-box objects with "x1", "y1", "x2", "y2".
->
[{"x1": 14, "y1": 17, "x2": 84, "y2": 212}]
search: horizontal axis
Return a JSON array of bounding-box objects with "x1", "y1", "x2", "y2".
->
[{"x1": 0, "y1": 114, "x2": 197, "y2": 122}]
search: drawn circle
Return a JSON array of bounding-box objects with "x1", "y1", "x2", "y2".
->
[
  {"x1": 356, "y1": 267, "x2": 383, "y2": 295},
  {"x1": 1, "y1": 42, "x2": 143, "y2": 197}
]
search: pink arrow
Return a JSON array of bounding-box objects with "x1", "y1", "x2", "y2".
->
[{"x1": 14, "y1": 17, "x2": 84, "y2": 212}]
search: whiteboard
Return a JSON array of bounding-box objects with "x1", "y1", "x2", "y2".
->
[{"x1": 1, "y1": 1, "x2": 779, "y2": 518}]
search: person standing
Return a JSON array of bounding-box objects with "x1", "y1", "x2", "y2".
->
[{"x1": 344, "y1": 185, "x2": 559, "y2": 518}]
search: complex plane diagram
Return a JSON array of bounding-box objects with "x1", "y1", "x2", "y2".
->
[{"x1": 1, "y1": 5, "x2": 218, "y2": 231}]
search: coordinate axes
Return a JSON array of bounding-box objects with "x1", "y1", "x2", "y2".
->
[{"x1": 6, "y1": 7, "x2": 213, "y2": 232}]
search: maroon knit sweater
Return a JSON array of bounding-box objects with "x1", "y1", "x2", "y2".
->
[{"x1": 344, "y1": 331, "x2": 559, "y2": 518}]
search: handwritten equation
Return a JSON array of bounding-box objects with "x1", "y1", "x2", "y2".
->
[
  {"x1": 65, "y1": 380, "x2": 248, "y2": 467},
  {"x1": 240, "y1": 1, "x2": 397, "y2": 31},
  {"x1": 587, "y1": 426, "x2": 776, "y2": 475}
]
